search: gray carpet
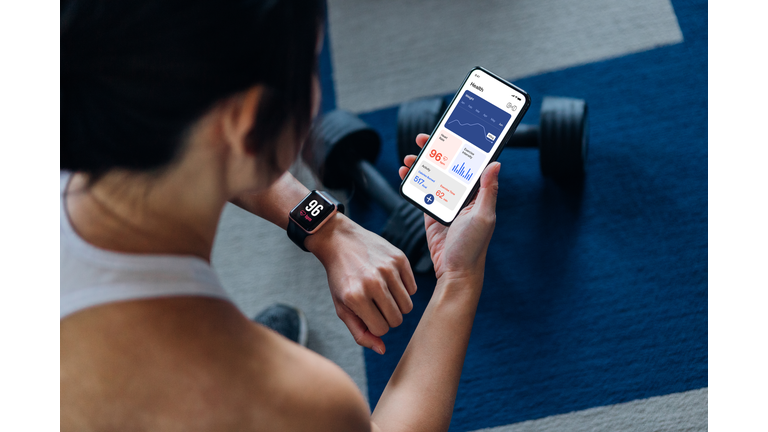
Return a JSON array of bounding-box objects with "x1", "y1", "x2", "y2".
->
[
  {"x1": 327, "y1": 0, "x2": 683, "y2": 112},
  {"x1": 471, "y1": 388, "x2": 707, "y2": 432}
]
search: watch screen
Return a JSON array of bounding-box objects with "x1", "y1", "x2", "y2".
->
[{"x1": 290, "y1": 191, "x2": 335, "y2": 232}]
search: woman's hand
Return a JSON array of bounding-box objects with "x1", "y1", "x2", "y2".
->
[
  {"x1": 232, "y1": 170, "x2": 418, "y2": 356},
  {"x1": 398, "y1": 134, "x2": 500, "y2": 281},
  {"x1": 306, "y1": 216, "x2": 417, "y2": 355}
]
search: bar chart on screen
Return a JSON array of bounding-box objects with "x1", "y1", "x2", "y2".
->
[
  {"x1": 449, "y1": 145, "x2": 484, "y2": 184},
  {"x1": 451, "y1": 162, "x2": 474, "y2": 181}
]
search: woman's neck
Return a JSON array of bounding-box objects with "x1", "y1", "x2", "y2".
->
[{"x1": 65, "y1": 164, "x2": 229, "y2": 262}]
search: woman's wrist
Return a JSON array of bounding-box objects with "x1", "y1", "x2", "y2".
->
[
  {"x1": 438, "y1": 250, "x2": 488, "y2": 285},
  {"x1": 435, "y1": 264, "x2": 486, "y2": 300},
  {"x1": 439, "y1": 269, "x2": 483, "y2": 285},
  {"x1": 303, "y1": 212, "x2": 351, "y2": 263}
]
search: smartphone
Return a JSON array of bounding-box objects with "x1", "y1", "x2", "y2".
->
[{"x1": 399, "y1": 66, "x2": 531, "y2": 225}]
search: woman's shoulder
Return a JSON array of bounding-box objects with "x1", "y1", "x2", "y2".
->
[
  {"x1": 249, "y1": 324, "x2": 372, "y2": 432},
  {"x1": 61, "y1": 297, "x2": 371, "y2": 432}
]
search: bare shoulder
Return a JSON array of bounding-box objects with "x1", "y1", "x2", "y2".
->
[
  {"x1": 238, "y1": 316, "x2": 372, "y2": 432},
  {"x1": 61, "y1": 297, "x2": 370, "y2": 432}
]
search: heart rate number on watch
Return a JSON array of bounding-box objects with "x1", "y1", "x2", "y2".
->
[
  {"x1": 290, "y1": 191, "x2": 335, "y2": 232},
  {"x1": 301, "y1": 199, "x2": 324, "y2": 219}
]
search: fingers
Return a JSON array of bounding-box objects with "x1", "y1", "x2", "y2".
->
[
  {"x1": 374, "y1": 286, "x2": 404, "y2": 329},
  {"x1": 354, "y1": 297, "x2": 391, "y2": 337},
  {"x1": 399, "y1": 166, "x2": 409, "y2": 180},
  {"x1": 475, "y1": 162, "x2": 501, "y2": 218},
  {"x1": 337, "y1": 306, "x2": 386, "y2": 355},
  {"x1": 415, "y1": 133, "x2": 429, "y2": 148},
  {"x1": 340, "y1": 263, "x2": 415, "y2": 340},
  {"x1": 399, "y1": 155, "x2": 417, "y2": 180},
  {"x1": 398, "y1": 135, "x2": 428, "y2": 179},
  {"x1": 383, "y1": 262, "x2": 415, "y2": 316},
  {"x1": 397, "y1": 254, "x2": 418, "y2": 296}
]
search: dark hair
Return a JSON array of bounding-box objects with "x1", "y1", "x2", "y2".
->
[{"x1": 61, "y1": 0, "x2": 324, "y2": 178}]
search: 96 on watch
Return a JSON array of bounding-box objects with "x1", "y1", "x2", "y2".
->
[
  {"x1": 399, "y1": 66, "x2": 530, "y2": 225},
  {"x1": 289, "y1": 191, "x2": 337, "y2": 233}
]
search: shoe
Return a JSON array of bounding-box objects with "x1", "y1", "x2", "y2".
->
[{"x1": 253, "y1": 304, "x2": 308, "y2": 347}]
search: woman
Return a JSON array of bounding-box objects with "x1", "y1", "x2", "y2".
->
[{"x1": 61, "y1": 0, "x2": 501, "y2": 430}]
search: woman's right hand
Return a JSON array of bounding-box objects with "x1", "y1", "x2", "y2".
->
[{"x1": 398, "y1": 133, "x2": 500, "y2": 281}]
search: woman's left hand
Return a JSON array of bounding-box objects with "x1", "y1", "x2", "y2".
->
[{"x1": 306, "y1": 215, "x2": 417, "y2": 355}]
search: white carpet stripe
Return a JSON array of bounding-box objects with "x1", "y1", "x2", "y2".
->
[
  {"x1": 469, "y1": 388, "x2": 707, "y2": 432},
  {"x1": 327, "y1": 0, "x2": 683, "y2": 112}
]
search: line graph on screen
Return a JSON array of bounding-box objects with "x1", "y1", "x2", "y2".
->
[{"x1": 444, "y1": 90, "x2": 511, "y2": 153}]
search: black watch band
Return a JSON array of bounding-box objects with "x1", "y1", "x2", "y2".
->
[
  {"x1": 287, "y1": 191, "x2": 344, "y2": 252},
  {"x1": 287, "y1": 218, "x2": 312, "y2": 252}
]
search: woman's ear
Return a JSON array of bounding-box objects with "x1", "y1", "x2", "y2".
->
[{"x1": 221, "y1": 86, "x2": 263, "y2": 156}]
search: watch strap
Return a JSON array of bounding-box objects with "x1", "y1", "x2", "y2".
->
[
  {"x1": 322, "y1": 191, "x2": 345, "y2": 215},
  {"x1": 287, "y1": 218, "x2": 311, "y2": 252}
]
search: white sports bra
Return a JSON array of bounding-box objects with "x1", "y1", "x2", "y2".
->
[{"x1": 60, "y1": 171, "x2": 231, "y2": 319}]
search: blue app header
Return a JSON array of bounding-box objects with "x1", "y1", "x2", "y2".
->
[{"x1": 444, "y1": 90, "x2": 511, "y2": 153}]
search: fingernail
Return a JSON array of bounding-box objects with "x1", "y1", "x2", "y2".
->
[{"x1": 374, "y1": 346, "x2": 384, "y2": 355}]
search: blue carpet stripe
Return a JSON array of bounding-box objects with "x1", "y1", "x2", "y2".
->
[
  {"x1": 320, "y1": 0, "x2": 707, "y2": 430},
  {"x1": 318, "y1": 9, "x2": 337, "y2": 115}
]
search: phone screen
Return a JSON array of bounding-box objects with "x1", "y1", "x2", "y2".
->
[{"x1": 400, "y1": 67, "x2": 530, "y2": 224}]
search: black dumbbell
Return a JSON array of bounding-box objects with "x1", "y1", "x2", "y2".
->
[
  {"x1": 304, "y1": 110, "x2": 433, "y2": 273},
  {"x1": 397, "y1": 96, "x2": 589, "y2": 180}
]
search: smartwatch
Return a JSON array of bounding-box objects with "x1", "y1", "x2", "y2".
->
[{"x1": 287, "y1": 190, "x2": 345, "y2": 252}]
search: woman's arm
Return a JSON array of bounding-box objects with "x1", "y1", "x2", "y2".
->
[
  {"x1": 230, "y1": 171, "x2": 312, "y2": 232},
  {"x1": 231, "y1": 171, "x2": 418, "y2": 355},
  {"x1": 371, "y1": 134, "x2": 500, "y2": 431},
  {"x1": 371, "y1": 272, "x2": 485, "y2": 432}
]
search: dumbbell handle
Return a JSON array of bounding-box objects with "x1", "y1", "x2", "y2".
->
[
  {"x1": 353, "y1": 155, "x2": 433, "y2": 273},
  {"x1": 352, "y1": 123, "x2": 538, "y2": 213},
  {"x1": 507, "y1": 124, "x2": 539, "y2": 148},
  {"x1": 352, "y1": 122, "x2": 536, "y2": 212},
  {"x1": 353, "y1": 159, "x2": 402, "y2": 214}
]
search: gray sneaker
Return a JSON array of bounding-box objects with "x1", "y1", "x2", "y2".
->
[{"x1": 253, "y1": 304, "x2": 308, "y2": 347}]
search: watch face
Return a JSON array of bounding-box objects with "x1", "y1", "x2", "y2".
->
[{"x1": 290, "y1": 191, "x2": 336, "y2": 232}]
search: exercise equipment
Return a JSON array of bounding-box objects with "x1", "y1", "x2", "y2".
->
[
  {"x1": 397, "y1": 96, "x2": 589, "y2": 180},
  {"x1": 306, "y1": 110, "x2": 433, "y2": 273},
  {"x1": 397, "y1": 97, "x2": 447, "y2": 170}
]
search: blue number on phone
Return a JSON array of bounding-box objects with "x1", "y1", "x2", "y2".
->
[{"x1": 413, "y1": 176, "x2": 425, "y2": 186}]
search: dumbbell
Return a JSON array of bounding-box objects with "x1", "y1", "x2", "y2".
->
[
  {"x1": 397, "y1": 96, "x2": 589, "y2": 180},
  {"x1": 304, "y1": 110, "x2": 433, "y2": 273}
]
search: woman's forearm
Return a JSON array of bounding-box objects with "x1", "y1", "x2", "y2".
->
[
  {"x1": 229, "y1": 172, "x2": 348, "y2": 254},
  {"x1": 371, "y1": 268, "x2": 485, "y2": 432},
  {"x1": 231, "y1": 171, "x2": 308, "y2": 230}
]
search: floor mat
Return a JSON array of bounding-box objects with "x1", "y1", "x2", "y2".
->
[{"x1": 322, "y1": 0, "x2": 708, "y2": 430}]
